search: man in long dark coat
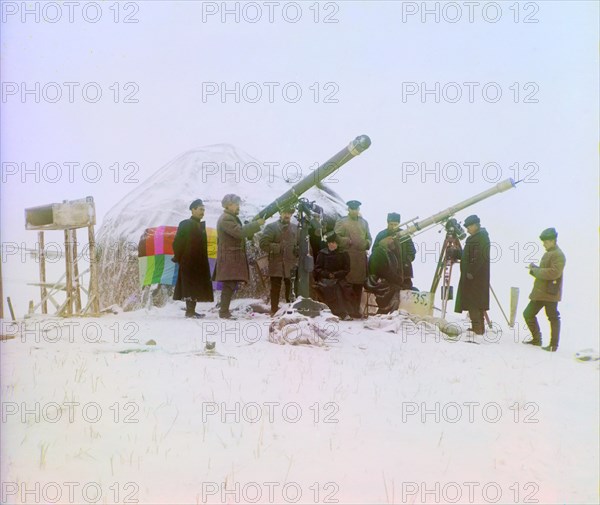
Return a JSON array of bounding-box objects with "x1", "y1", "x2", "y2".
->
[
  {"x1": 214, "y1": 194, "x2": 264, "y2": 319},
  {"x1": 334, "y1": 200, "x2": 372, "y2": 318},
  {"x1": 314, "y1": 233, "x2": 353, "y2": 320},
  {"x1": 366, "y1": 237, "x2": 404, "y2": 314},
  {"x1": 522, "y1": 227, "x2": 566, "y2": 352},
  {"x1": 454, "y1": 214, "x2": 490, "y2": 335},
  {"x1": 173, "y1": 199, "x2": 214, "y2": 318},
  {"x1": 372, "y1": 212, "x2": 417, "y2": 290},
  {"x1": 259, "y1": 207, "x2": 299, "y2": 315}
]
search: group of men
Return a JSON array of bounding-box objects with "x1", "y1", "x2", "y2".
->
[
  {"x1": 314, "y1": 202, "x2": 417, "y2": 320},
  {"x1": 171, "y1": 196, "x2": 566, "y2": 351}
]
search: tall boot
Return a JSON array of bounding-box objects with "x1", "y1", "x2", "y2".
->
[
  {"x1": 270, "y1": 277, "x2": 281, "y2": 315},
  {"x1": 185, "y1": 300, "x2": 195, "y2": 317},
  {"x1": 468, "y1": 309, "x2": 485, "y2": 335},
  {"x1": 545, "y1": 316, "x2": 561, "y2": 351},
  {"x1": 219, "y1": 283, "x2": 235, "y2": 319},
  {"x1": 185, "y1": 300, "x2": 204, "y2": 319},
  {"x1": 523, "y1": 317, "x2": 542, "y2": 345}
]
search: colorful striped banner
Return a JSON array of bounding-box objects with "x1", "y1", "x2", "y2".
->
[
  {"x1": 138, "y1": 255, "x2": 179, "y2": 286},
  {"x1": 138, "y1": 226, "x2": 177, "y2": 257},
  {"x1": 137, "y1": 225, "x2": 218, "y2": 287}
]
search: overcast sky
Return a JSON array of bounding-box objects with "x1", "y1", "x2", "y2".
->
[{"x1": 1, "y1": 1, "x2": 598, "y2": 346}]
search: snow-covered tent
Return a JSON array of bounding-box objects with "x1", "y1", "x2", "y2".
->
[{"x1": 96, "y1": 144, "x2": 348, "y2": 310}]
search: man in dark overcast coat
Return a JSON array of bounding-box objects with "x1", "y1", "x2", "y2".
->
[
  {"x1": 454, "y1": 214, "x2": 490, "y2": 335},
  {"x1": 173, "y1": 199, "x2": 214, "y2": 318}
]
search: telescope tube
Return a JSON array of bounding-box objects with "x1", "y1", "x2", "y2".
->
[
  {"x1": 397, "y1": 178, "x2": 517, "y2": 239},
  {"x1": 253, "y1": 135, "x2": 372, "y2": 221}
]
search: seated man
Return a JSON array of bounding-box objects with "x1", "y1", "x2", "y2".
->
[
  {"x1": 373, "y1": 212, "x2": 416, "y2": 290},
  {"x1": 366, "y1": 237, "x2": 404, "y2": 314},
  {"x1": 314, "y1": 233, "x2": 354, "y2": 320}
]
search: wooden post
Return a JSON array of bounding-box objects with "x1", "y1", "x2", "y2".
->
[
  {"x1": 88, "y1": 224, "x2": 100, "y2": 314},
  {"x1": 7, "y1": 296, "x2": 16, "y2": 321},
  {"x1": 72, "y1": 228, "x2": 82, "y2": 313},
  {"x1": 0, "y1": 257, "x2": 3, "y2": 319},
  {"x1": 509, "y1": 287, "x2": 520, "y2": 328},
  {"x1": 38, "y1": 231, "x2": 48, "y2": 314},
  {"x1": 64, "y1": 229, "x2": 73, "y2": 316}
]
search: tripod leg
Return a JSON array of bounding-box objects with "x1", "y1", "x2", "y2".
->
[{"x1": 484, "y1": 311, "x2": 493, "y2": 329}]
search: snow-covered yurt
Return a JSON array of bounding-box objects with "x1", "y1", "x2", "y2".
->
[{"x1": 96, "y1": 145, "x2": 348, "y2": 310}]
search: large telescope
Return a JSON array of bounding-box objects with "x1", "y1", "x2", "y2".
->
[
  {"x1": 392, "y1": 178, "x2": 518, "y2": 319},
  {"x1": 253, "y1": 135, "x2": 372, "y2": 221},
  {"x1": 253, "y1": 135, "x2": 371, "y2": 301},
  {"x1": 396, "y1": 178, "x2": 517, "y2": 240}
]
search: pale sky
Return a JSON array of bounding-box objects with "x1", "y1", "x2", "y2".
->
[{"x1": 1, "y1": 1, "x2": 598, "y2": 346}]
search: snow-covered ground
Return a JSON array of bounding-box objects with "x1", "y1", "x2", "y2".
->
[{"x1": 1, "y1": 301, "x2": 598, "y2": 505}]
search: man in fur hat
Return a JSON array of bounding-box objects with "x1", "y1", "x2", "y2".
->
[{"x1": 214, "y1": 194, "x2": 265, "y2": 319}]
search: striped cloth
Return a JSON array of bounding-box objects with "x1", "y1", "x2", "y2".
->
[{"x1": 137, "y1": 226, "x2": 218, "y2": 287}]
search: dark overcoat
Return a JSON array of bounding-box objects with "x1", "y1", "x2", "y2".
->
[
  {"x1": 314, "y1": 247, "x2": 352, "y2": 317},
  {"x1": 368, "y1": 245, "x2": 403, "y2": 286},
  {"x1": 213, "y1": 210, "x2": 262, "y2": 282},
  {"x1": 455, "y1": 227, "x2": 490, "y2": 312},
  {"x1": 373, "y1": 229, "x2": 416, "y2": 281},
  {"x1": 172, "y1": 217, "x2": 214, "y2": 302}
]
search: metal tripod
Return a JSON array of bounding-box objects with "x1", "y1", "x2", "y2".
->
[{"x1": 430, "y1": 232, "x2": 463, "y2": 319}]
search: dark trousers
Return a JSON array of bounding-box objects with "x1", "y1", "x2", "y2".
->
[
  {"x1": 468, "y1": 309, "x2": 485, "y2": 335},
  {"x1": 270, "y1": 277, "x2": 292, "y2": 312},
  {"x1": 219, "y1": 281, "x2": 238, "y2": 316},
  {"x1": 523, "y1": 300, "x2": 560, "y2": 348},
  {"x1": 374, "y1": 283, "x2": 401, "y2": 315},
  {"x1": 400, "y1": 278, "x2": 413, "y2": 290},
  {"x1": 349, "y1": 283, "x2": 363, "y2": 317}
]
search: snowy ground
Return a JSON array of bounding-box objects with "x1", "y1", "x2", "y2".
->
[{"x1": 1, "y1": 301, "x2": 598, "y2": 505}]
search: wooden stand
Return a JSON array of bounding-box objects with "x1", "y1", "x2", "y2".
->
[{"x1": 25, "y1": 197, "x2": 100, "y2": 317}]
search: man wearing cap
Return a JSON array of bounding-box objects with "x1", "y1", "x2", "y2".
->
[
  {"x1": 454, "y1": 215, "x2": 490, "y2": 335},
  {"x1": 259, "y1": 207, "x2": 300, "y2": 315},
  {"x1": 373, "y1": 212, "x2": 417, "y2": 290},
  {"x1": 314, "y1": 232, "x2": 353, "y2": 320},
  {"x1": 366, "y1": 236, "x2": 405, "y2": 314},
  {"x1": 334, "y1": 200, "x2": 372, "y2": 318},
  {"x1": 523, "y1": 228, "x2": 566, "y2": 352},
  {"x1": 214, "y1": 194, "x2": 265, "y2": 319},
  {"x1": 172, "y1": 199, "x2": 214, "y2": 318}
]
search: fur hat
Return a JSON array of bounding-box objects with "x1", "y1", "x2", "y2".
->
[{"x1": 221, "y1": 194, "x2": 241, "y2": 208}]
